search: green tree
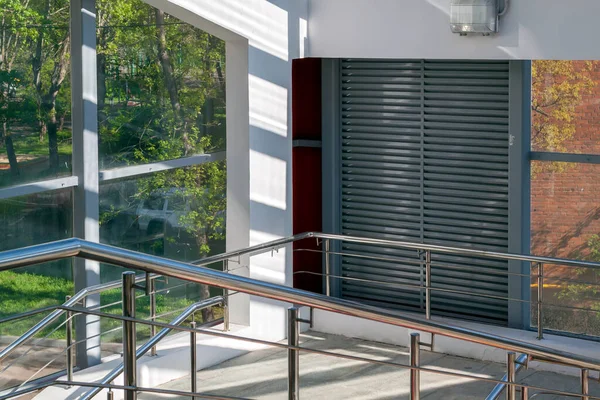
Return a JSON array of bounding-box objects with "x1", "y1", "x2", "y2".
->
[
  {"x1": 532, "y1": 61, "x2": 597, "y2": 153},
  {"x1": 96, "y1": 0, "x2": 227, "y2": 321},
  {"x1": 0, "y1": 0, "x2": 40, "y2": 176}
]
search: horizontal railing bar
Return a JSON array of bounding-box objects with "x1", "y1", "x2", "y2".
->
[
  {"x1": 542, "y1": 276, "x2": 600, "y2": 286},
  {"x1": 296, "y1": 248, "x2": 532, "y2": 278},
  {"x1": 313, "y1": 233, "x2": 600, "y2": 270},
  {"x1": 294, "y1": 271, "x2": 529, "y2": 304},
  {"x1": 0, "y1": 272, "x2": 156, "y2": 364},
  {"x1": 297, "y1": 271, "x2": 600, "y2": 315},
  {"x1": 17, "y1": 306, "x2": 600, "y2": 400},
  {"x1": 59, "y1": 300, "x2": 600, "y2": 381},
  {"x1": 2, "y1": 237, "x2": 600, "y2": 371},
  {"x1": 294, "y1": 248, "x2": 425, "y2": 267},
  {"x1": 0, "y1": 306, "x2": 58, "y2": 325},
  {"x1": 541, "y1": 302, "x2": 600, "y2": 314},
  {"x1": 1, "y1": 313, "x2": 73, "y2": 378}
]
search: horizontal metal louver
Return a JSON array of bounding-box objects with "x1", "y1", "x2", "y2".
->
[{"x1": 340, "y1": 59, "x2": 509, "y2": 325}]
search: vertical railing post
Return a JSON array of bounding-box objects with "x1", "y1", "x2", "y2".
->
[
  {"x1": 66, "y1": 295, "x2": 73, "y2": 385},
  {"x1": 107, "y1": 390, "x2": 114, "y2": 400},
  {"x1": 288, "y1": 307, "x2": 300, "y2": 400},
  {"x1": 410, "y1": 333, "x2": 420, "y2": 400},
  {"x1": 122, "y1": 272, "x2": 137, "y2": 400},
  {"x1": 521, "y1": 386, "x2": 528, "y2": 400},
  {"x1": 425, "y1": 250, "x2": 432, "y2": 320},
  {"x1": 507, "y1": 352, "x2": 516, "y2": 400},
  {"x1": 581, "y1": 369, "x2": 589, "y2": 400},
  {"x1": 324, "y1": 239, "x2": 331, "y2": 296},
  {"x1": 190, "y1": 321, "x2": 197, "y2": 400},
  {"x1": 223, "y1": 260, "x2": 230, "y2": 332},
  {"x1": 536, "y1": 263, "x2": 544, "y2": 340},
  {"x1": 149, "y1": 278, "x2": 157, "y2": 356}
]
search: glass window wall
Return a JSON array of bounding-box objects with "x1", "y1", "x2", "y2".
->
[
  {"x1": 0, "y1": 0, "x2": 227, "y2": 385},
  {"x1": 0, "y1": 1, "x2": 72, "y2": 187},
  {"x1": 531, "y1": 60, "x2": 600, "y2": 337}
]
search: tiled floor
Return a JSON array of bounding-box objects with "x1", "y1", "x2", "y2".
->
[{"x1": 139, "y1": 331, "x2": 596, "y2": 400}]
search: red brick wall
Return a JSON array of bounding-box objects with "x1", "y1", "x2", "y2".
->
[{"x1": 531, "y1": 62, "x2": 600, "y2": 267}]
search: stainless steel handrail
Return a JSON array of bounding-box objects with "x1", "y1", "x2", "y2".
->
[
  {"x1": 0, "y1": 273, "x2": 158, "y2": 365},
  {"x1": 80, "y1": 296, "x2": 224, "y2": 400},
  {"x1": 3, "y1": 307, "x2": 597, "y2": 400},
  {"x1": 0, "y1": 237, "x2": 600, "y2": 373},
  {"x1": 189, "y1": 231, "x2": 600, "y2": 270}
]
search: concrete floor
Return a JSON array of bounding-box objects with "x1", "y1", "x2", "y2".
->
[{"x1": 138, "y1": 331, "x2": 598, "y2": 400}]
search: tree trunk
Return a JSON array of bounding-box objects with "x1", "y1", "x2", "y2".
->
[
  {"x1": 43, "y1": 35, "x2": 70, "y2": 172},
  {"x1": 155, "y1": 9, "x2": 192, "y2": 154},
  {"x1": 201, "y1": 98, "x2": 214, "y2": 138},
  {"x1": 155, "y1": 10, "x2": 181, "y2": 117},
  {"x1": 39, "y1": 121, "x2": 47, "y2": 142},
  {"x1": 45, "y1": 100, "x2": 59, "y2": 170},
  {"x1": 32, "y1": 0, "x2": 48, "y2": 142},
  {"x1": 4, "y1": 122, "x2": 19, "y2": 177}
]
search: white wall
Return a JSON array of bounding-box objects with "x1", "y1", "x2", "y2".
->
[
  {"x1": 145, "y1": 0, "x2": 309, "y2": 342},
  {"x1": 308, "y1": 0, "x2": 600, "y2": 60}
]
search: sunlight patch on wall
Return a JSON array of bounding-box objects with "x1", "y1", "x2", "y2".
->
[
  {"x1": 249, "y1": 150, "x2": 287, "y2": 210},
  {"x1": 249, "y1": 230, "x2": 287, "y2": 284},
  {"x1": 249, "y1": 75, "x2": 288, "y2": 138},
  {"x1": 299, "y1": 17, "x2": 308, "y2": 58},
  {"x1": 170, "y1": 0, "x2": 289, "y2": 61}
]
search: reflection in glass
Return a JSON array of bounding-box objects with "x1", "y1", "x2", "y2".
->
[
  {"x1": 100, "y1": 162, "x2": 226, "y2": 261},
  {"x1": 0, "y1": 189, "x2": 73, "y2": 386},
  {"x1": 97, "y1": 0, "x2": 226, "y2": 169},
  {"x1": 531, "y1": 161, "x2": 600, "y2": 336},
  {"x1": 0, "y1": 2, "x2": 72, "y2": 188},
  {"x1": 99, "y1": 162, "x2": 226, "y2": 343}
]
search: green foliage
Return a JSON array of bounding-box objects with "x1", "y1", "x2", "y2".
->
[
  {"x1": 531, "y1": 61, "x2": 598, "y2": 175},
  {"x1": 96, "y1": 0, "x2": 227, "y2": 259},
  {"x1": 0, "y1": 270, "x2": 220, "y2": 340},
  {"x1": 532, "y1": 61, "x2": 597, "y2": 153},
  {"x1": 556, "y1": 235, "x2": 600, "y2": 308}
]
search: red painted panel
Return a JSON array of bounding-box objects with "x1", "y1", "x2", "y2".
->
[{"x1": 292, "y1": 58, "x2": 323, "y2": 294}]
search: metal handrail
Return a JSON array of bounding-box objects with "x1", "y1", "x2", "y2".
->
[
  {"x1": 0, "y1": 273, "x2": 158, "y2": 365},
  {"x1": 80, "y1": 296, "x2": 224, "y2": 400},
  {"x1": 0, "y1": 236, "x2": 599, "y2": 372},
  {"x1": 3, "y1": 232, "x2": 600, "y2": 399},
  {"x1": 2, "y1": 307, "x2": 597, "y2": 400}
]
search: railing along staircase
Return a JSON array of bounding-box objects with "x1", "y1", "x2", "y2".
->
[{"x1": 0, "y1": 233, "x2": 600, "y2": 399}]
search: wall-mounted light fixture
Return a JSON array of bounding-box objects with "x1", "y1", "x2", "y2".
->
[{"x1": 450, "y1": 0, "x2": 508, "y2": 36}]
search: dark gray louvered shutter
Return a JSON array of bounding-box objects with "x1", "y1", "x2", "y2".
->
[{"x1": 340, "y1": 59, "x2": 509, "y2": 325}]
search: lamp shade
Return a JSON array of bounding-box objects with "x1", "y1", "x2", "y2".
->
[{"x1": 450, "y1": 0, "x2": 499, "y2": 35}]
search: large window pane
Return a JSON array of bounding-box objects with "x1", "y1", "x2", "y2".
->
[
  {"x1": 97, "y1": 0, "x2": 226, "y2": 169},
  {"x1": 100, "y1": 163, "x2": 226, "y2": 261},
  {"x1": 531, "y1": 161, "x2": 600, "y2": 336},
  {"x1": 0, "y1": 189, "x2": 73, "y2": 387},
  {"x1": 0, "y1": 2, "x2": 72, "y2": 188},
  {"x1": 532, "y1": 60, "x2": 600, "y2": 154},
  {"x1": 99, "y1": 163, "x2": 226, "y2": 346}
]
